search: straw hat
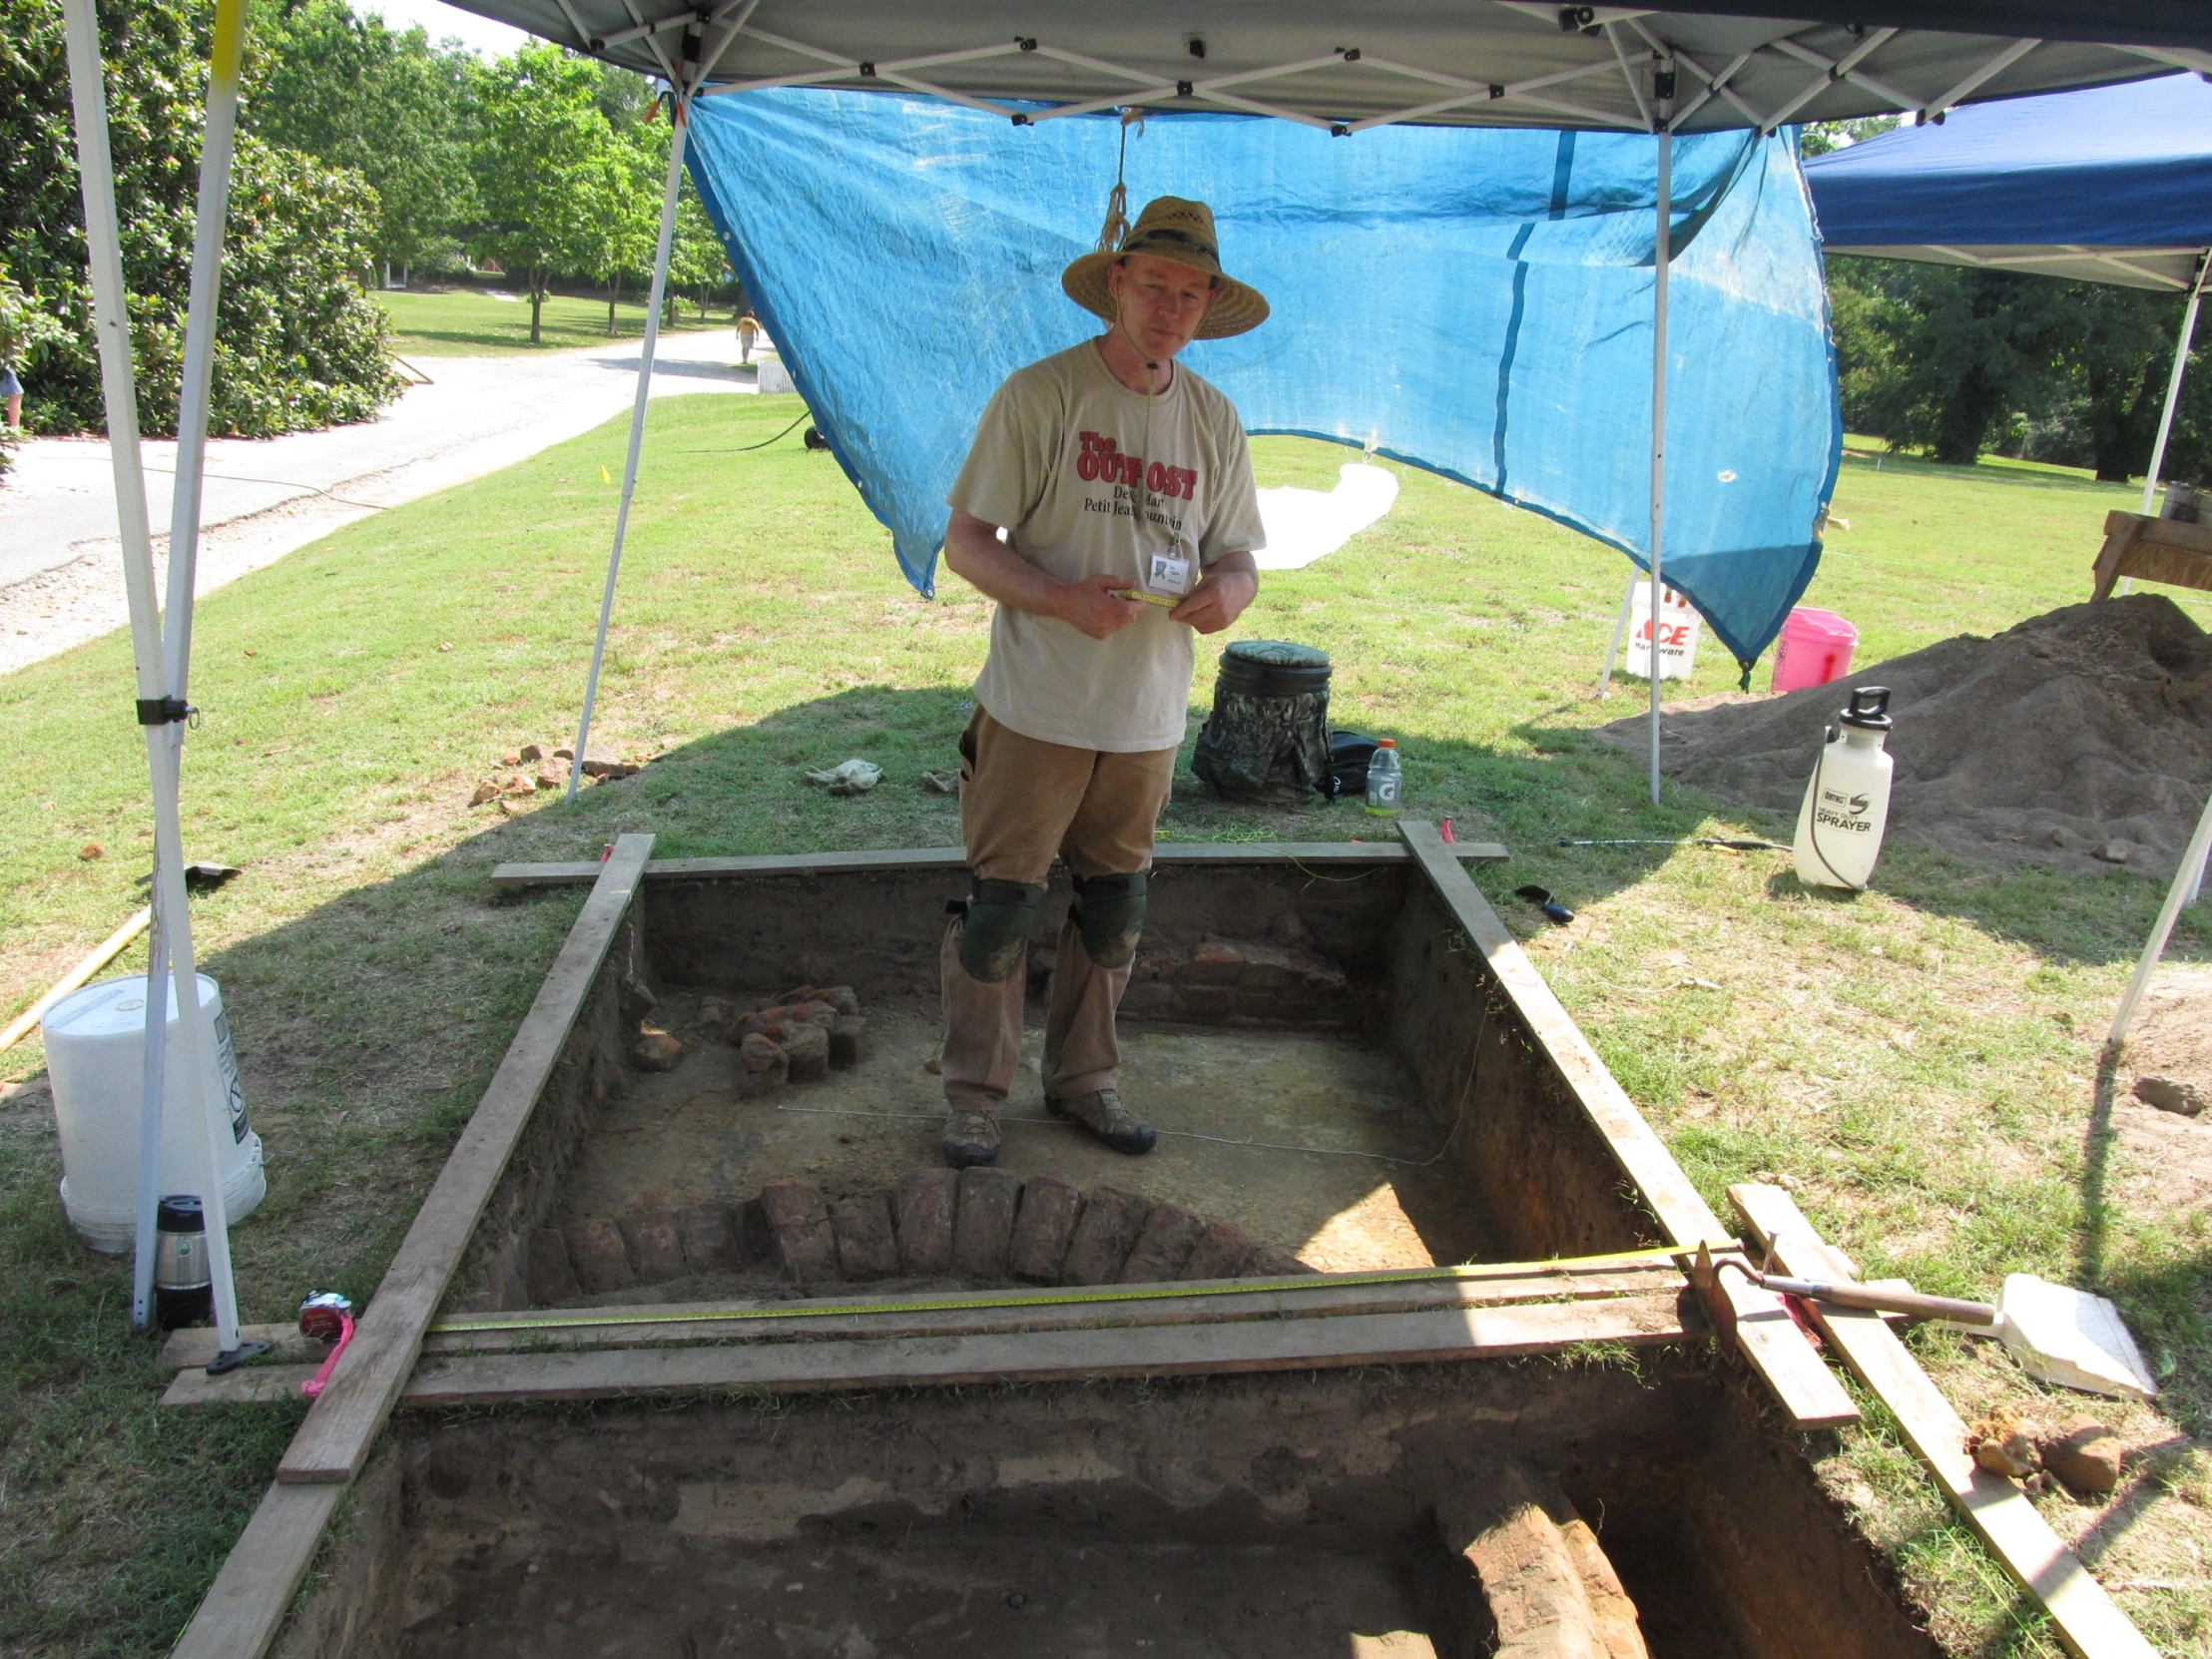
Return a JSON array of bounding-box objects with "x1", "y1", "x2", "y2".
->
[{"x1": 1061, "y1": 196, "x2": 1270, "y2": 340}]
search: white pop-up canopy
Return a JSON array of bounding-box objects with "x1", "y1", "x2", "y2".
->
[{"x1": 59, "y1": 0, "x2": 2212, "y2": 1363}]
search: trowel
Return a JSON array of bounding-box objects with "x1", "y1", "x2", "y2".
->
[{"x1": 1700, "y1": 1248, "x2": 2158, "y2": 1401}]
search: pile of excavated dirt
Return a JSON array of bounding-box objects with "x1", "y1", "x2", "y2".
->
[{"x1": 1600, "y1": 595, "x2": 2212, "y2": 877}]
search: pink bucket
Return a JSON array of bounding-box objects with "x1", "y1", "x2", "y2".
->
[{"x1": 1771, "y1": 607, "x2": 1859, "y2": 693}]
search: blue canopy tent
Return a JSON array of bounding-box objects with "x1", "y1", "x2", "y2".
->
[
  {"x1": 1805, "y1": 72, "x2": 2212, "y2": 511},
  {"x1": 685, "y1": 90, "x2": 1839, "y2": 677}
]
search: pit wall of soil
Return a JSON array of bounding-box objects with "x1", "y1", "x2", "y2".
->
[
  {"x1": 267, "y1": 1361, "x2": 1936, "y2": 1659},
  {"x1": 1388, "y1": 881, "x2": 1667, "y2": 1260},
  {"x1": 456, "y1": 907, "x2": 646, "y2": 1312}
]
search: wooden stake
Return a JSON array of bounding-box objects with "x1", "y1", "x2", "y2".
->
[{"x1": 0, "y1": 906, "x2": 151, "y2": 1053}]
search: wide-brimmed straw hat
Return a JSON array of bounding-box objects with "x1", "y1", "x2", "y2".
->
[{"x1": 1061, "y1": 196, "x2": 1270, "y2": 340}]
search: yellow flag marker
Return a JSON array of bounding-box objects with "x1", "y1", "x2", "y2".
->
[{"x1": 600, "y1": 465, "x2": 611, "y2": 483}]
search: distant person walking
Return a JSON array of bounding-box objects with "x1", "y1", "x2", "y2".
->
[
  {"x1": 1, "y1": 362, "x2": 20, "y2": 431},
  {"x1": 737, "y1": 313, "x2": 762, "y2": 363}
]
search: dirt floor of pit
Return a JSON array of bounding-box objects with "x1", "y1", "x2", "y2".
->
[{"x1": 557, "y1": 995, "x2": 1491, "y2": 1275}]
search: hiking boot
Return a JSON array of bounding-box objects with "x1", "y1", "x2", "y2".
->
[
  {"x1": 941, "y1": 1107, "x2": 1002, "y2": 1169},
  {"x1": 1046, "y1": 1088, "x2": 1156, "y2": 1156}
]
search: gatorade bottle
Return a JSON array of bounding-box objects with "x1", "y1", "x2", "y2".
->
[{"x1": 1365, "y1": 739, "x2": 1401, "y2": 817}]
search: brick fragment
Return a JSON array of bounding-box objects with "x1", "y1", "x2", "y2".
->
[
  {"x1": 1060, "y1": 1186, "x2": 1151, "y2": 1286},
  {"x1": 566, "y1": 1218, "x2": 634, "y2": 1293},
  {"x1": 760, "y1": 1179, "x2": 837, "y2": 1284},
  {"x1": 1008, "y1": 1175, "x2": 1081, "y2": 1283},
  {"x1": 819, "y1": 985, "x2": 861, "y2": 1016},
  {"x1": 894, "y1": 1168, "x2": 956, "y2": 1277},
  {"x1": 830, "y1": 1192, "x2": 900, "y2": 1280},
  {"x1": 951, "y1": 1166, "x2": 1021, "y2": 1280},
  {"x1": 1118, "y1": 1202, "x2": 1203, "y2": 1284},
  {"x1": 1178, "y1": 1221, "x2": 1256, "y2": 1281},
  {"x1": 633, "y1": 1030, "x2": 682, "y2": 1071},
  {"x1": 675, "y1": 1201, "x2": 742, "y2": 1272},
  {"x1": 1242, "y1": 1246, "x2": 1318, "y2": 1278},
  {"x1": 1438, "y1": 1462, "x2": 1648, "y2": 1659},
  {"x1": 618, "y1": 1209, "x2": 686, "y2": 1283},
  {"x1": 784, "y1": 1022, "x2": 830, "y2": 1082},
  {"x1": 735, "y1": 1032, "x2": 788, "y2": 1099},
  {"x1": 2040, "y1": 1417, "x2": 2124, "y2": 1495},
  {"x1": 525, "y1": 1229, "x2": 581, "y2": 1305},
  {"x1": 828, "y1": 1015, "x2": 867, "y2": 1069}
]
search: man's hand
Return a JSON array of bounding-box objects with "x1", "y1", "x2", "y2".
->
[
  {"x1": 1169, "y1": 561, "x2": 1259, "y2": 635},
  {"x1": 1052, "y1": 573, "x2": 1147, "y2": 640}
]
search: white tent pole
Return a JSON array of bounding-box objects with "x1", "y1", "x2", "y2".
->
[
  {"x1": 2109, "y1": 783, "x2": 2212, "y2": 1049},
  {"x1": 1648, "y1": 123, "x2": 1672, "y2": 807},
  {"x1": 153, "y1": 0, "x2": 252, "y2": 1356},
  {"x1": 569, "y1": 96, "x2": 691, "y2": 801},
  {"x1": 61, "y1": 0, "x2": 189, "y2": 1336},
  {"x1": 1596, "y1": 567, "x2": 1637, "y2": 692},
  {"x1": 2136, "y1": 256, "x2": 2207, "y2": 517}
]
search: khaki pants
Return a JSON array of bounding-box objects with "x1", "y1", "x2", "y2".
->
[{"x1": 941, "y1": 708, "x2": 1176, "y2": 1114}]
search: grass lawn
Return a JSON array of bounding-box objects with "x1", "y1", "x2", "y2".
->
[
  {"x1": 373, "y1": 284, "x2": 732, "y2": 357},
  {"x1": 2, "y1": 394, "x2": 2208, "y2": 1654}
]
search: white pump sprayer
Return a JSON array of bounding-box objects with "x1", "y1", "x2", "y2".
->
[{"x1": 1792, "y1": 686, "x2": 1894, "y2": 891}]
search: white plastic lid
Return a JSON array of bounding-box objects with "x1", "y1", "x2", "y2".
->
[{"x1": 42, "y1": 973, "x2": 219, "y2": 1040}]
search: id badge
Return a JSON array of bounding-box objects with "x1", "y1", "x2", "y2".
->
[{"x1": 1141, "y1": 551, "x2": 1194, "y2": 601}]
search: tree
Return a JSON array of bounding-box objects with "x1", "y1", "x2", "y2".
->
[
  {"x1": 245, "y1": 0, "x2": 478, "y2": 275},
  {"x1": 1, "y1": 0, "x2": 399, "y2": 436},
  {"x1": 469, "y1": 41, "x2": 612, "y2": 344},
  {"x1": 572, "y1": 119, "x2": 656, "y2": 334}
]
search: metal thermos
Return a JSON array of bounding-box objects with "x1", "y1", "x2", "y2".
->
[{"x1": 155, "y1": 1194, "x2": 213, "y2": 1330}]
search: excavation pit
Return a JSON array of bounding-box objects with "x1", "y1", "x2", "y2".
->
[{"x1": 176, "y1": 833, "x2": 2096, "y2": 1657}]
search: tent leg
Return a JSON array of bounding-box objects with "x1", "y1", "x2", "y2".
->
[
  {"x1": 2137, "y1": 264, "x2": 2205, "y2": 518},
  {"x1": 1596, "y1": 568, "x2": 1637, "y2": 693},
  {"x1": 1648, "y1": 128, "x2": 1672, "y2": 807},
  {"x1": 569, "y1": 100, "x2": 691, "y2": 801},
  {"x1": 65, "y1": 0, "x2": 250, "y2": 1349},
  {"x1": 2110, "y1": 784, "x2": 2212, "y2": 1049},
  {"x1": 131, "y1": 908, "x2": 168, "y2": 1329}
]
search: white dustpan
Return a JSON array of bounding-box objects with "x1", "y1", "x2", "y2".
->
[{"x1": 1992, "y1": 1275, "x2": 2159, "y2": 1402}]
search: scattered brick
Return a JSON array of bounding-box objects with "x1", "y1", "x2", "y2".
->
[
  {"x1": 2040, "y1": 1417, "x2": 2124, "y2": 1495},
  {"x1": 633, "y1": 1030, "x2": 682, "y2": 1071},
  {"x1": 784, "y1": 1022, "x2": 830, "y2": 1082},
  {"x1": 735, "y1": 1033, "x2": 788, "y2": 1099}
]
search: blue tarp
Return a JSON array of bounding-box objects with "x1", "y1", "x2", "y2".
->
[
  {"x1": 687, "y1": 91, "x2": 1840, "y2": 667},
  {"x1": 1805, "y1": 73, "x2": 2212, "y2": 251}
]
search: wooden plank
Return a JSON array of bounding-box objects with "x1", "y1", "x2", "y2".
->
[
  {"x1": 401, "y1": 1294, "x2": 1687, "y2": 1405},
  {"x1": 2092, "y1": 513, "x2": 2149, "y2": 602},
  {"x1": 418, "y1": 1265, "x2": 1685, "y2": 1358},
  {"x1": 164, "y1": 1364, "x2": 319, "y2": 1407},
  {"x1": 1398, "y1": 819, "x2": 1860, "y2": 1432},
  {"x1": 167, "y1": 1481, "x2": 346, "y2": 1659},
  {"x1": 163, "y1": 1323, "x2": 321, "y2": 1371},
  {"x1": 489, "y1": 839, "x2": 1511, "y2": 889},
  {"x1": 1730, "y1": 1185, "x2": 2158, "y2": 1659},
  {"x1": 276, "y1": 833, "x2": 655, "y2": 1484}
]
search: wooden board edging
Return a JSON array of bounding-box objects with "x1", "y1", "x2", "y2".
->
[
  {"x1": 392, "y1": 1294, "x2": 1686, "y2": 1405},
  {"x1": 276, "y1": 833, "x2": 655, "y2": 1486},
  {"x1": 1731, "y1": 1184, "x2": 2158, "y2": 1659},
  {"x1": 167, "y1": 1482, "x2": 345, "y2": 1659},
  {"x1": 1396, "y1": 820, "x2": 1860, "y2": 1432},
  {"x1": 489, "y1": 838, "x2": 1508, "y2": 889}
]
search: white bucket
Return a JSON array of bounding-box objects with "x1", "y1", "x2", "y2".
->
[
  {"x1": 42, "y1": 973, "x2": 265, "y2": 1253},
  {"x1": 1627, "y1": 581, "x2": 1702, "y2": 681}
]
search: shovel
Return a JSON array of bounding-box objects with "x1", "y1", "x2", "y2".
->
[{"x1": 1700, "y1": 1248, "x2": 2158, "y2": 1401}]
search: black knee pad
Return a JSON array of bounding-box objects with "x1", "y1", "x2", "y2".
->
[
  {"x1": 956, "y1": 878, "x2": 1045, "y2": 982},
  {"x1": 1071, "y1": 871, "x2": 1148, "y2": 969}
]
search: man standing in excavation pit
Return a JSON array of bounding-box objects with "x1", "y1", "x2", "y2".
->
[{"x1": 935, "y1": 196, "x2": 1269, "y2": 1170}]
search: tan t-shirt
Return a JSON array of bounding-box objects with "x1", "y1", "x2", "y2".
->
[{"x1": 947, "y1": 340, "x2": 1265, "y2": 752}]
